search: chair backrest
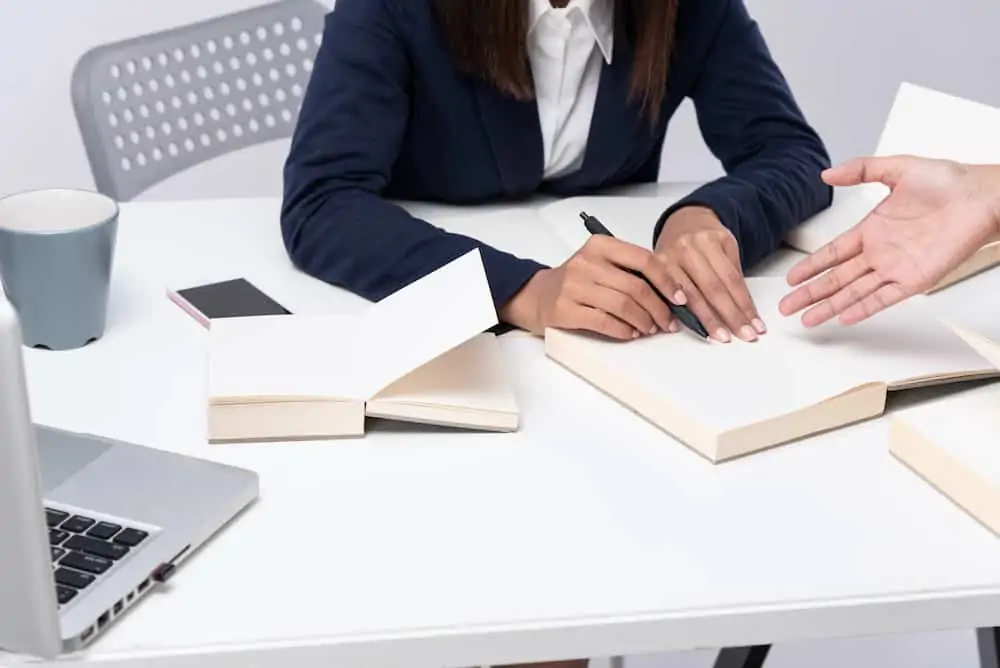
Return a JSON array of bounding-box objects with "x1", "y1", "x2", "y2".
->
[{"x1": 71, "y1": 0, "x2": 327, "y2": 202}]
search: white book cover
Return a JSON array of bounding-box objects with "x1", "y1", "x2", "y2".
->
[{"x1": 210, "y1": 249, "x2": 498, "y2": 403}]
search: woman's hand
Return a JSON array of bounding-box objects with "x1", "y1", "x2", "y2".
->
[
  {"x1": 654, "y1": 207, "x2": 764, "y2": 343},
  {"x1": 500, "y1": 236, "x2": 685, "y2": 340},
  {"x1": 780, "y1": 156, "x2": 1000, "y2": 327}
]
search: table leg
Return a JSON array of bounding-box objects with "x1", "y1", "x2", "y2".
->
[
  {"x1": 712, "y1": 645, "x2": 771, "y2": 668},
  {"x1": 978, "y1": 627, "x2": 1000, "y2": 668}
]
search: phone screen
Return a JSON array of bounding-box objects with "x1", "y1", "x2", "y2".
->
[{"x1": 169, "y1": 278, "x2": 290, "y2": 327}]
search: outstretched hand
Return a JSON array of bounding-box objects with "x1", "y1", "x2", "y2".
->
[{"x1": 780, "y1": 156, "x2": 1000, "y2": 327}]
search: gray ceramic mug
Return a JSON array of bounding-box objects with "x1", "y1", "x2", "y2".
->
[{"x1": 0, "y1": 189, "x2": 119, "y2": 350}]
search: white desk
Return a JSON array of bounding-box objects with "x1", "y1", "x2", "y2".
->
[{"x1": 6, "y1": 195, "x2": 1000, "y2": 668}]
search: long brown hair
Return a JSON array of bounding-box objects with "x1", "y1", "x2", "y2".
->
[{"x1": 432, "y1": 0, "x2": 679, "y2": 122}]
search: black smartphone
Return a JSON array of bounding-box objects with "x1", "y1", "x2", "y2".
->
[{"x1": 168, "y1": 278, "x2": 291, "y2": 328}]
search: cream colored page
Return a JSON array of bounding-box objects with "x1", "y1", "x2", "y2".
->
[
  {"x1": 556, "y1": 278, "x2": 993, "y2": 431},
  {"x1": 433, "y1": 209, "x2": 573, "y2": 268},
  {"x1": 556, "y1": 280, "x2": 857, "y2": 431},
  {"x1": 947, "y1": 324, "x2": 1000, "y2": 370},
  {"x1": 537, "y1": 193, "x2": 694, "y2": 252},
  {"x1": 775, "y1": 297, "x2": 994, "y2": 389},
  {"x1": 372, "y1": 333, "x2": 518, "y2": 413},
  {"x1": 897, "y1": 386, "x2": 1000, "y2": 486},
  {"x1": 357, "y1": 249, "x2": 499, "y2": 399},
  {"x1": 208, "y1": 315, "x2": 367, "y2": 400}
]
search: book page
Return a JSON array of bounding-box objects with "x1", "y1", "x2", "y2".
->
[
  {"x1": 552, "y1": 278, "x2": 994, "y2": 431},
  {"x1": 787, "y1": 82, "x2": 1000, "y2": 253},
  {"x1": 536, "y1": 190, "x2": 806, "y2": 278},
  {"x1": 896, "y1": 386, "x2": 1000, "y2": 487},
  {"x1": 537, "y1": 192, "x2": 694, "y2": 252},
  {"x1": 357, "y1": 249, "x2": 499, "y2": 399},
  {"x1": 432, "y1": 209, "x2": 573, "y2": 268},
  {"x1": 875, "y1": 83, "x2": 1000, "y2": 162},
  {"x1": 208, "y1": 314, "x2": 367, "y2": 401},
  {"x1": 947, "y1": 324, "x2": 1000, "y2": 370},
  {"x1": 371, "y1": 333, "x2": 518, "y2": 414}
]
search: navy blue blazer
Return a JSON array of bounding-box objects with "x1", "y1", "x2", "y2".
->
[{"x1": 281, "y1": 0, "x2": 832, "y2": 309}]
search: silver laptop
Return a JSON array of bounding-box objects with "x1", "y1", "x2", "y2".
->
[{"x1": 0, "y1": 294, "x2": 258, "y2": 659}]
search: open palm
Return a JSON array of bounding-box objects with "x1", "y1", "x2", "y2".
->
[{"x1": 780, "y1": 156, "x2": 1000, "y2": 327}]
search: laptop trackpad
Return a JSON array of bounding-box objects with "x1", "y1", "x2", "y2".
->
[{"x1": 35, "y1": 426, "x2": 111, "y2": 492}]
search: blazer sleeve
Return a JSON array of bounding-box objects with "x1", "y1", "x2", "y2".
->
[
  {"x1": 652, "y1": 0, "x2": 832, "y2": 271},
  {"x1": 280, "y1": 0, "x2": 545, "y2": 307}
]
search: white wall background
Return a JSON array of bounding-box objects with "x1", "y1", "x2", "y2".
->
[
  {"x1": 4, "y1": 0, "x2": 1000, "y2": 201},
  {"x1": 2, "y1": 1, "x2": 998, "y2": 666}
]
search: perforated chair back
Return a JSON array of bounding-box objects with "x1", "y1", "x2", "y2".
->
[{"x1": 71, "y1": 0, "x2": 327, "y2": 201}]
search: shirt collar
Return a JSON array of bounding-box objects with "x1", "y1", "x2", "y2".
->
[{"x1": 528, "y1": 0, "x2": 614, "y2": 64}]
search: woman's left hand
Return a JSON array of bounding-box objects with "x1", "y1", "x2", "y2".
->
[{"x1": 654, "y1": 207, "x2": 765, "y2": 343}]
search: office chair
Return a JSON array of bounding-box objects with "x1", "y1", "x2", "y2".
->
[{"x1": 71, "y1": 0, "x2": 327, "y2": 202}]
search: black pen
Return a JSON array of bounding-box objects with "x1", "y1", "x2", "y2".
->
[{"x1": 579, "y1": 211, "x2": 709, "y2": 339}]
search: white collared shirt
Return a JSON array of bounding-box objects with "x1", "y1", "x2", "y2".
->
[{"x1": 527, "y1": 0, "x2": 614, "y2": 181}]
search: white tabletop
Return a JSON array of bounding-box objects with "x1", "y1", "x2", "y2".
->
[{"x1": 7, "y1": 193, "x2": 1000, "y2": 668}]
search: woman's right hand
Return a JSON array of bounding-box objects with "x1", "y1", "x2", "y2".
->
[{"x1": 500, "y1": 236, "x2": 686, "y2": 340}]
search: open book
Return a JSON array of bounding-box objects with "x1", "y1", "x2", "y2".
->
[
  {"x1": 431, "y1": 187, "x2": 806, "y2": 282},
  {"x1": 891, "y1": 379, "x2": 1000, "y2": 537},
  {"x1": 787, "y1": 82, "x2": 1000, "y2": 293},
  {"x1": 544, "y1": 277, "x2": 1000, "y2": 463},
  {"x1": 429, "y1": 189, "x2": 718, "y2": 271},
  {"x1": 207, "y1": 250, "x2": 519, "y2": 442}
]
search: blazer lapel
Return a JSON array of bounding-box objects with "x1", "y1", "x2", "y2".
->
[
  {"x1": 472, "y1": 81, "x2": 544, "y2": 197},
  {"x1": 576, "y1": 31, "x2": 647, "y2": 185}
]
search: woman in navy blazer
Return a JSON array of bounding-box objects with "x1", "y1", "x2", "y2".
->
[{"x1": 282, "y1": 0, "x2": 832, "y2": 346}]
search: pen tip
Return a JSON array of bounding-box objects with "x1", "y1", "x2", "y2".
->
[{"x1": 579, "y1": 211, "x2": 588, "y2": 221}]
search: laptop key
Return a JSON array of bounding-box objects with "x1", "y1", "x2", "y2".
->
[
  {"x1": 56, "y1": 585, "x2": 77, "y2": 605},
  {"x1": 65, "y1": 535, "x2": 130, "y2": 561},
  {"x1": 54, "y1": 568, "x2": 96, "y2": 590},
  {"x1": 49, "y1": 529, "x2": 69, "y2": 545},
  {"x1": 45, "y1": 509, "x2": 68, "y2": 527},
  {"x1": 51, "y1": 547, "x2": 66, "y2": 562},
  {"x1": 113, "y1": 528, "x2": 148, "y2": 547},
  {"x1": 86, "y1": 522, "x2": 121, "y2": 540},
  {"x1": 61, "y1": 551, "x2": 112, "y2": 575},
  {"x1": 62, "y1": 515, "x2": 96, "y2": 533}
]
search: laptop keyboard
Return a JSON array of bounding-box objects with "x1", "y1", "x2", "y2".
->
[{"x1": 45, "y1": 508, "x2": 148, "y2": 606}]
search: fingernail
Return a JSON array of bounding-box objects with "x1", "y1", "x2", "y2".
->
[
  {"x1": 715, "y1": 328, "x2": 731, "y2": 343},
  {"x1": 752, "y1": 318, "x2": 767, "y2": 334},
  {"x1": 673, "y1": 290, "x2": 686, "y2": 304},
  {"x1": 632, "y1": 330, "x2": 640, "y2": 339},
  {"x1": 649, "y1": 326, "x2": 658, "y2": 335},
  {"x1": 740, "y1": 325, "x2": 757, "y2": 342},
  {"x1": 668, "y1": 321, "x2": 680, "y2": 333}
]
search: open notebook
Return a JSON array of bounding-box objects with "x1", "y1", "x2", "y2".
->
[
  {"x1": 544, "y1": 277, "x2": 1000, "y2": 463},
  {"x1": 432, "y1": 186, "x2": 805, "y2": 281},
  {"x1": 787, "y1": 82, "x2": 1000, "y2": 293},
  {"x1": 430, "y1": 189, "x2": 701, "y2": 270},
  {"x1": 207, "y1": 250, "x2": 519, "y2": 442}
]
